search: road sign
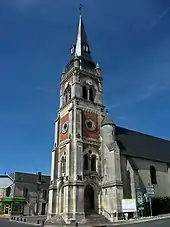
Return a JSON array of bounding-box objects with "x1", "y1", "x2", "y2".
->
[
  {"x1": 137, "y1": 191, "x2": 143, "y2": 197},
  {"x1": 137, "y1": 191, "x2": 144, "y2": 205},
  {"x1": 146, "y1": 185, "x2": 154, "y2": 217},
  {"x1": 147, "y1": 184, "x2": 155, "y2": 198}
]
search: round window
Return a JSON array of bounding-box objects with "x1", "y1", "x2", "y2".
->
[
  {"x1": 62, "y1": 122, "x2": 68, "y2": 134},
  {"x1": 85, "y1": 119, "x2": 96, "y2": 131}
]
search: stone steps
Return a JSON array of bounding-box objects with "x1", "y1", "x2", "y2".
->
[
  {"x1": 46, "y1": 213, "x2": 110, "y2": 225},
  {"x1": 45, "y1": 215, "x2": 65, "y2": 225},
  {"x1": 85, "y1": 214, "x2": 111, "y2": 225}
]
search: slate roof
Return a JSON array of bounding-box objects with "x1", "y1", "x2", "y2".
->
[
  {"x1": 9, "y1": 172, "x2": 50, "y2": 185},
  {"x1": 101, "y1": 114, "x2": 115, "y2": 126},
  {"x1": 70, "y1": 14, "x2": 93, "y2": 62},
  {"x1": 65, "y1": 14, "x2": 96, "y2": 73},
  {"x1": 116, "y1": 126, "x2": 170, "y2": 163}
]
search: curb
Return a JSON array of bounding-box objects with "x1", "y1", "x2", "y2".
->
[
  {"x1": 9, "y1": 214, "x2": 170, "y2": 227},
  {"x1": 112, "y1": 215, "x2": 170, "y2": 226},
  {"x1": 44, "y1": 216, "x2": 170, "y2": 227},
  {"x1": 10, "y1": 216, "x2": 45, "y2": 226}
]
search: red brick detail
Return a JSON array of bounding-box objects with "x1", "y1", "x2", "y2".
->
[
  {"x1": 60, "y1": 114, "x2": 69, "y2": 142},
  {"x1": 83, "y1": 111, "x2": 100, "y2": 140}
]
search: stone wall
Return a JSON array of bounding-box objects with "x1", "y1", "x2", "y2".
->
[{"x1": 121, "y1": 155, "x2": 170, "y2": 198}]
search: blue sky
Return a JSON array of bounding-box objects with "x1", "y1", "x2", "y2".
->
[{"x1": 0, "y1": 0, "x2": 170, "y2": 175}]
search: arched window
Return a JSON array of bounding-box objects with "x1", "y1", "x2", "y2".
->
[
  {"x1": 82, "y1": 85, "x2": 95, "y2": 102},
  {"x1": 61, "y1": 157, "x2": 66, "y2": 175},
  {"x1": 6, "y1": 187, "x2": 11, "y2": 197},
  {"x1": 126, "y1": 170, "x2": 132, "y2": 198},
  {"x1": 83, "y1": 86, "x2": 88, "y2": 100},
  {"x1": 67, "y1": 85, "x2": 71, "y2": 100},
  {"x1": 63, "y1": 90, "x2": 68, "y2": 104},
  {"x1": 63, "y1": 85, "x2": 71, "y2": 105},
  {"x1": 91, "y1": 155, "x2": 96, "y2": 171},
  {"x1": 150, "y1": 165, "x2": 157, "y2": 185},
  {"x1": 83, "y1": 154, "x2": 89, "y2": 171},
  {"x1": 89, "y1": 88, "x2": 94, "y2": 102}
]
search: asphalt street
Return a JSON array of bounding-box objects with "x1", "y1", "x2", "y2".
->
[
  {"x1": 1, "y1": 217, "x2": 170, "y2": 227},
  {"x1": 117, "y1": 217, "x2": 170, "y2": 226},
  {"x1": 0, "y1": 219, "x2": 35, "y2": 227}
]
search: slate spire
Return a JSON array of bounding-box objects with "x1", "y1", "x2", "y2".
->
[
  {"x1": 101, "y1": 109, "x2": 115, "y2": 127},
  {"x1": 70, "y1": 13, "x2": 93, "y2": 62}
]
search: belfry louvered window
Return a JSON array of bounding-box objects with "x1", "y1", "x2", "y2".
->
[
  {"x1": 63, "y1": 85, "x2": 71, "y2": 104},
  {"x1": 61, "y1": 157, "x2": 66, "y2": 175},
  {"x1": 83, "y1": 86, "x2": 88, "y2": 100},
  {"x1": 83, "y1": 154, "x2": 89, "y2": 171},
  {"x1": 89, "y1": 87, "x2": 94, "y2": 102},
  {"x1": 82, "y1": 85, "x2": 94, "y2": 102},
  {"x1": 91, "y1": 155, "x2": 96, "y2": 171}
]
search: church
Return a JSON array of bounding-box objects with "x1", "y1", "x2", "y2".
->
[{"x1": 46, "y1": 14, "x2": 170, "y2": 224}]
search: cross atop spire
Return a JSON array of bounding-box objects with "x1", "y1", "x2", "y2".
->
[
  {"x1": 79, "y1": 4, "x2": 82, "y2": 14},
  {"x1": 70, "y1": 13, "x2": 94, "y2": 64}
]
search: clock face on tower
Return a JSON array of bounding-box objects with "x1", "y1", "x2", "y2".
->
[{"x1": 86, "y1": 80, "x2": 93, "y2": 86}]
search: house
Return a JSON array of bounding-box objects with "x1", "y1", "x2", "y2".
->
[{"x1": 0, "y1": 172, "x2": 50, "y2": 216}]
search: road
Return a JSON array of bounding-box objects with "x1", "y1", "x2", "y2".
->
[
  {"x1": 117, "y1": 217, "x2": 170, "y2": 226},
  {"x1": 1, "y1": 217, "x2": 170, "y2": 227},
  {"x1": 0, "y1": 219, "x2": 35, "y2": 227}
]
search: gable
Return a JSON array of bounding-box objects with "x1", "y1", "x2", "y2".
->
[
  {"x1": 116, "y1": 126, "x2": 170, "y2": 163},
  {"x1": 0, "y1": 175, "x2": 13, "y2": 188}
]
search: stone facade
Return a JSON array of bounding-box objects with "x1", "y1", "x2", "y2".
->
[
  {"x1": 47, "y1": 15, "x2": 123, "y2": 224},
  {"x1": 47, "y1": 14, "x2": 170, "y2": 224},
  {"x1": 121, "y1": 156, "x2": 170, "y2": 199}
]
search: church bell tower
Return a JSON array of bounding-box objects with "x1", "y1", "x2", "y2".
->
[
  {"x1": 47, "y1": 13, "x2": 123, "y2": 224},
  {"x1": 47, "y1": 14, "x2": 104, "y2": 224}
]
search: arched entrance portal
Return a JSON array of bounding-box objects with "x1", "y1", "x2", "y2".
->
[{"x1": 84, "y1": 185, "x2": 95, "y2": 215}]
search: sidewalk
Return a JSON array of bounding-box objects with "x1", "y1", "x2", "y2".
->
[
  {"x1": 45, "y1": 213, "x2": 170, "y2": 227},
  {"x1": 110, "y1": 213, "x2": 170, "y2": 226},
  {"x1": 10, "y1": 215, "x2": 46, "y2": 226},
  {"x1": 0, "y1": 214, "x2": 9, "y2": 219},
  {"x1": 9, "y1": 213, "x2": 170, "y2": 226}
]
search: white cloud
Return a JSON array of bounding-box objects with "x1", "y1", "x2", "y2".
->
[
  {"x1": 152, "y1": 7, "x2": 170, "y2": 27},
  {"x1": 107, "y1": 81, "x2": 170, "y2": 112}
]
